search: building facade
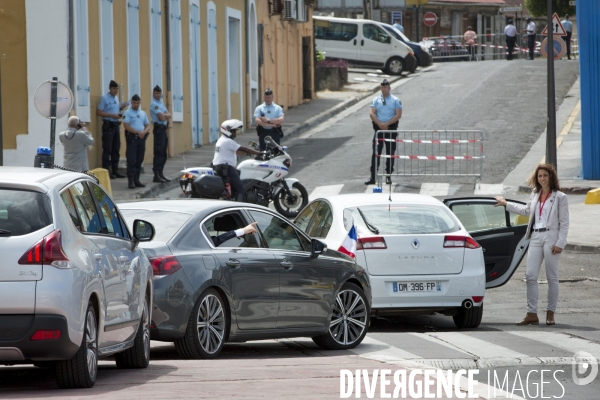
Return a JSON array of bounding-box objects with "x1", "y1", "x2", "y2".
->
[{"x1": 0, "y1": 0, "x2": 315, "y2": 169}]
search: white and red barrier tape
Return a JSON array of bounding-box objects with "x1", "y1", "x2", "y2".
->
[
  {"x1": 377, "y1": 138, "x2": 481, "y2": 144},
  {"x1": 376, "y1": 155, "x2": 484, "y2": 160}
]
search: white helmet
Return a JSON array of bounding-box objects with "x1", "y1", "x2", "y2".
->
[{"x1": 220, "y1": 119, "x2": 243, "y2": 137}]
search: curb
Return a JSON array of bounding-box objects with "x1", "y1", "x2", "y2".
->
[
  {"x1": 518, "y1": 185, "x2": 598, "y2": 195},
  {"x1": 564, "y1": 243, "x2": 600, "y2": 253}
]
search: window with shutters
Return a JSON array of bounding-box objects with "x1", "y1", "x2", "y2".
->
[
  {"x1": 170, "y1": 0, "x2": 184, "y2": 121},
  {"x1": 150, "y1": 0, "x2": 163, "y2": 89},
  {"x1": 127, "y1": 0, "x2": 141, "y2": 99},
  {"x1": 74, "y1": 0, "x2": 90, "y2": 121},
  {"x1": 99, "y1": 0, "x2": 114, "y2": 93}
]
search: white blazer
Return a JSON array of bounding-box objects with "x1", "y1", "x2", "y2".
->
[{"x1": 506, "y1": 190, "x2": 569, "y2": 249}]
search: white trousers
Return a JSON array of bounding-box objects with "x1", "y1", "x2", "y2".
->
[{"x1": 525, "y1": 231, "x2": 561, "y2": 313}]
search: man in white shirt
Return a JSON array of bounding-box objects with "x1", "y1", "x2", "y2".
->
[
  {"x1": 561, "y1": 14, "x2": 573, "y2": 60},
  {"x1": 212, "y1": 119, "x2": 262, "y2": 202},
  {"x1": 504, "y1": 20, "x2": 518, "y2": 60},
  {"x1": 522, "y1": 17, "x2": 536, "y2": 60}
]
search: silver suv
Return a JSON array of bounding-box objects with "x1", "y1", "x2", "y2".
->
[{"x1": 0, "y1": 167, "x2": 155, "y2": 388}]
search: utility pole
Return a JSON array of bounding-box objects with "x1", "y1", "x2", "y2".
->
[{"x1": 546, "y1": 0, "x2": 557, "y2": 169}]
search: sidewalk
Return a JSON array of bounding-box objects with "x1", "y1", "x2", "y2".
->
[{"x1": 109, "y1": 68, "x2": 408, "y2": 200}]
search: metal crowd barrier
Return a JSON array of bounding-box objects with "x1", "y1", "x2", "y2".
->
[
  {"x1": 423, "y1": 33, "x2": 533, "y2": 62},
  {"x1": 373, "y1": 130, "x2": 484, "y2": 187}
]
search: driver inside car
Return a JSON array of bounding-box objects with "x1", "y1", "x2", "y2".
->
[{"x1": 212, "y1": 119, "x2": 263, "y2": 202}]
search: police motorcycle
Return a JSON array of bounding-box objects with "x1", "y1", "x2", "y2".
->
[{"x1": 183, "y1": 135, "x2": 309, "y2": 218}]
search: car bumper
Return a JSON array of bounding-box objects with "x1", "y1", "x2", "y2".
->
[
  {"x1": 405, "y1": 53, "x2": 417, "y2": 72},
  {"x1": 416, "y1": 51, "x2": 433, "y2": 67},
  {"x1": 0, "y1": 314, "x2": 80, "y2": 362},
  {"x1": 368, "y1": 268, "x2": 485, "y2": 311}
]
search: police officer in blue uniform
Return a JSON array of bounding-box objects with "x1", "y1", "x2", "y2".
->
[
  {"x1": 254, "y1": 88, "x2": 285, "y2": 151},
  {"x1": 365, "y1": 79, "x2": 403, "y2": 185},
  {"x1": 97, "y1": 80, "x2": 127, "y2": 179},
  {"x1": 149, "y1": 85, "x2": 171, "y2": 183},
  {"x1": 122, "y1": 94, "x2": 150, "y2": 189}
]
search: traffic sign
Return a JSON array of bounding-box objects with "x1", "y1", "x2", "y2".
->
[
  {"x1": 423, "y1": 12, "x2": 438, "y2": 27},
  {"x1": 540, "y1": 36, "x2": 566, "y2": 60},
  {"x1": 499, "y1": 7, "x2": 522, "y2": 12},
  {"x1": 541, "y1": 13, "x2": 567, "y2": 36}
]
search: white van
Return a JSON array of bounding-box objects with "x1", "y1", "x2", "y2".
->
[{"x1": 314, "y1": 16, "x2": 417, "y2": 75}]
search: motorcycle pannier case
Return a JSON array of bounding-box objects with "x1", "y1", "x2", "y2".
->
[{"x1": 192, "y1": 174, "x2": 225, "y2": 198}]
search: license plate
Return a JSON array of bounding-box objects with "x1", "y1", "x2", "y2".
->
[
  {"x1": 393, "y1": 281, "x2": 440, "y2": 292},
  {"x1": 185, "y1": 183, "x2": 192, "y2": 192}
]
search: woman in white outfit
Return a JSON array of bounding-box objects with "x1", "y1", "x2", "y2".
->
[{"x1": 495, "y1": 164, "x2": 569, "y2": 326}]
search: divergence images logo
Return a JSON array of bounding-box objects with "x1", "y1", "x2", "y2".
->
[{"x1": 572, "y1": 351, "x2": 598, "y2": 386}]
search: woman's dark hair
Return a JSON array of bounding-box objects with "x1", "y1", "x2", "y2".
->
[{"x1": 528, "y1": 163, "x2": 560, "y2": 193}]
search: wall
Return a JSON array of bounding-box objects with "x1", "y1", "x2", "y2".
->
[
  {"x1": 4, "y1": 0, "x2": 70, "y2": 167},
  {"x1": 0, "y1": 0, "x2": 28, "y2": 154}
]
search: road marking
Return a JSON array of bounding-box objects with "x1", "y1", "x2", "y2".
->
[
  {"x1": 474, "y1": 183, "x2": 504, "y2": 195},
  {"x1": 508, "y1": 331, "x2": 600, "y2": 357},
  {"x1": 423, "y1": 332, "x2": 529, "y2": 360},
  {"x1": 352, "y1": 336, "x2": 526, "y2": 400},
  {"x1": 308, "y1": 184, "x2": 344, "y2": 200},
  {"x1": 420, "y1": 182, "x2": 450, "y2": 196}
]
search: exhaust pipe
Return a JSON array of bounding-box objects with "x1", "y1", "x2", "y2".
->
[{"x1": 462, "y1": 300, "x2": 473, "y2": 309}]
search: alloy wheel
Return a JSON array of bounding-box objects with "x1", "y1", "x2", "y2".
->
[
  {"x1": 86, "y1": 309, "x2": 98, "y2": 382},
  {"x1": 329, "y1": 289, "x2": 368, "y2": 346},
  {"x1": 196, "y1": 294, "x2": 225, "y2": 354}
]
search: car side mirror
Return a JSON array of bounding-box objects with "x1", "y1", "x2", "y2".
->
[
  {"x1": 133, "y1": 219, "x2": 155, "y2": 243},
  {"x1": 387, "y1": 36, "x2": 391, "y2": 44},
  {"x1": 311, "y1": 239, "x2": 327, "y2": 258}
]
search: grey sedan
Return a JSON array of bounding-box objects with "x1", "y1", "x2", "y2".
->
[{"x1": 119, "y1": 200, "x2": 371, "y2": 359}]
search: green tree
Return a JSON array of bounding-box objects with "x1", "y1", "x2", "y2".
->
[{"x1": 524, "y1": 0, "x2": 575, "y2": 18}]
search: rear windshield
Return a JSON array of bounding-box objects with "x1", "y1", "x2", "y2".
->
[
  {"x1": 350, "y1": 204, "x2": 459, "y2": 235},
  {"x1": 120, "y1": 209, "x2": 192, "y2": 243},
  {"x1": 0, "y1": 189, "x2": 53, "y2": 236}
]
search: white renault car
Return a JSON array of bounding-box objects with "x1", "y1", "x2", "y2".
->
[
  {"x1": 294, "y1": 193, "x2": 529, "y2": 328},
  {"x1": 0, "y1": 167, "x2": 155, "y2": 388}
]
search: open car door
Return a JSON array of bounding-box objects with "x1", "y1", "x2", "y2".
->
[{"x1": 443, "y1": 197, "x2": 529, "y2": 289}]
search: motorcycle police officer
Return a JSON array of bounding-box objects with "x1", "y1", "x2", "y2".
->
[
  {"x1": 149, "y1": 85, "x2": 171, "y2": 182},
  {"x1": 123, "y1": 94, "x2": 150, "y2": 189},
  {"x1": 212, "y1": 119, "x2": 262, "y2": 202}
]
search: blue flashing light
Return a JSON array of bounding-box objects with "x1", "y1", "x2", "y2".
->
[{"x1": 37, "y1": 147, "x2": 52, "y2": 155}]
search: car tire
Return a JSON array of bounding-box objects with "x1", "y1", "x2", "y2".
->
[
  {"x1": 453, "y1": 303, "x2": 483, "y2": 329},
  {"x1": 115, "y1": 295, "x2": 151, "y2": 368},
  {"x1": 175, "y1": 288, "x2": 229, "y2": 359},
  {"x1": 385, "y1": 56, "x2": 405, "y2": 75},
  {"x1": 55, "y1": 301, "x2": 98, "y2": 388},
  {"x1": 312, "y1": 282, "x2": 370, "y2": 350},
  {"x1": 273, "y1": 182, "x2": 309, "y2": 219}
]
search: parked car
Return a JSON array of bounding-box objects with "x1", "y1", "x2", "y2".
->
[
  {"x1": 294, "y1": 193, "x2": 529, "y2": 329},
  {"x1": 118, "y1": 200, "x2": 371, "y2": 359},
  {"x1": 420, "y1": 37, "x2": 470, "y2": 62},
  {"x1": 314, "y1": 16, "x2": 417, "y2": 75},
  {"x1": 379, "y1": 22, "x2": 433, "y2": 69},
  {"x1": 0, "y1": 167, "x2": 155, "y2": 388}
]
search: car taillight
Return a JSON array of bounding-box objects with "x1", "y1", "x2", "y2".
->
[
  {"x1": 30, "y1": 330, "x2": 61, "y2": 341},
  {"x1": 149, "y1": 255, "x2": 182, "y2": 279},
  {"x1": 357, "y1": 236, "x2": 387, "y2": 250},
  {"x1": 18, "y1": 230, "x2": 70, "y2": 268},
  {"x1": 443, "y1": 235, "x2": 480, "y2": 249},
  {"x1": 472, "y1": 296, "x2": 484, "y2": 303}
]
